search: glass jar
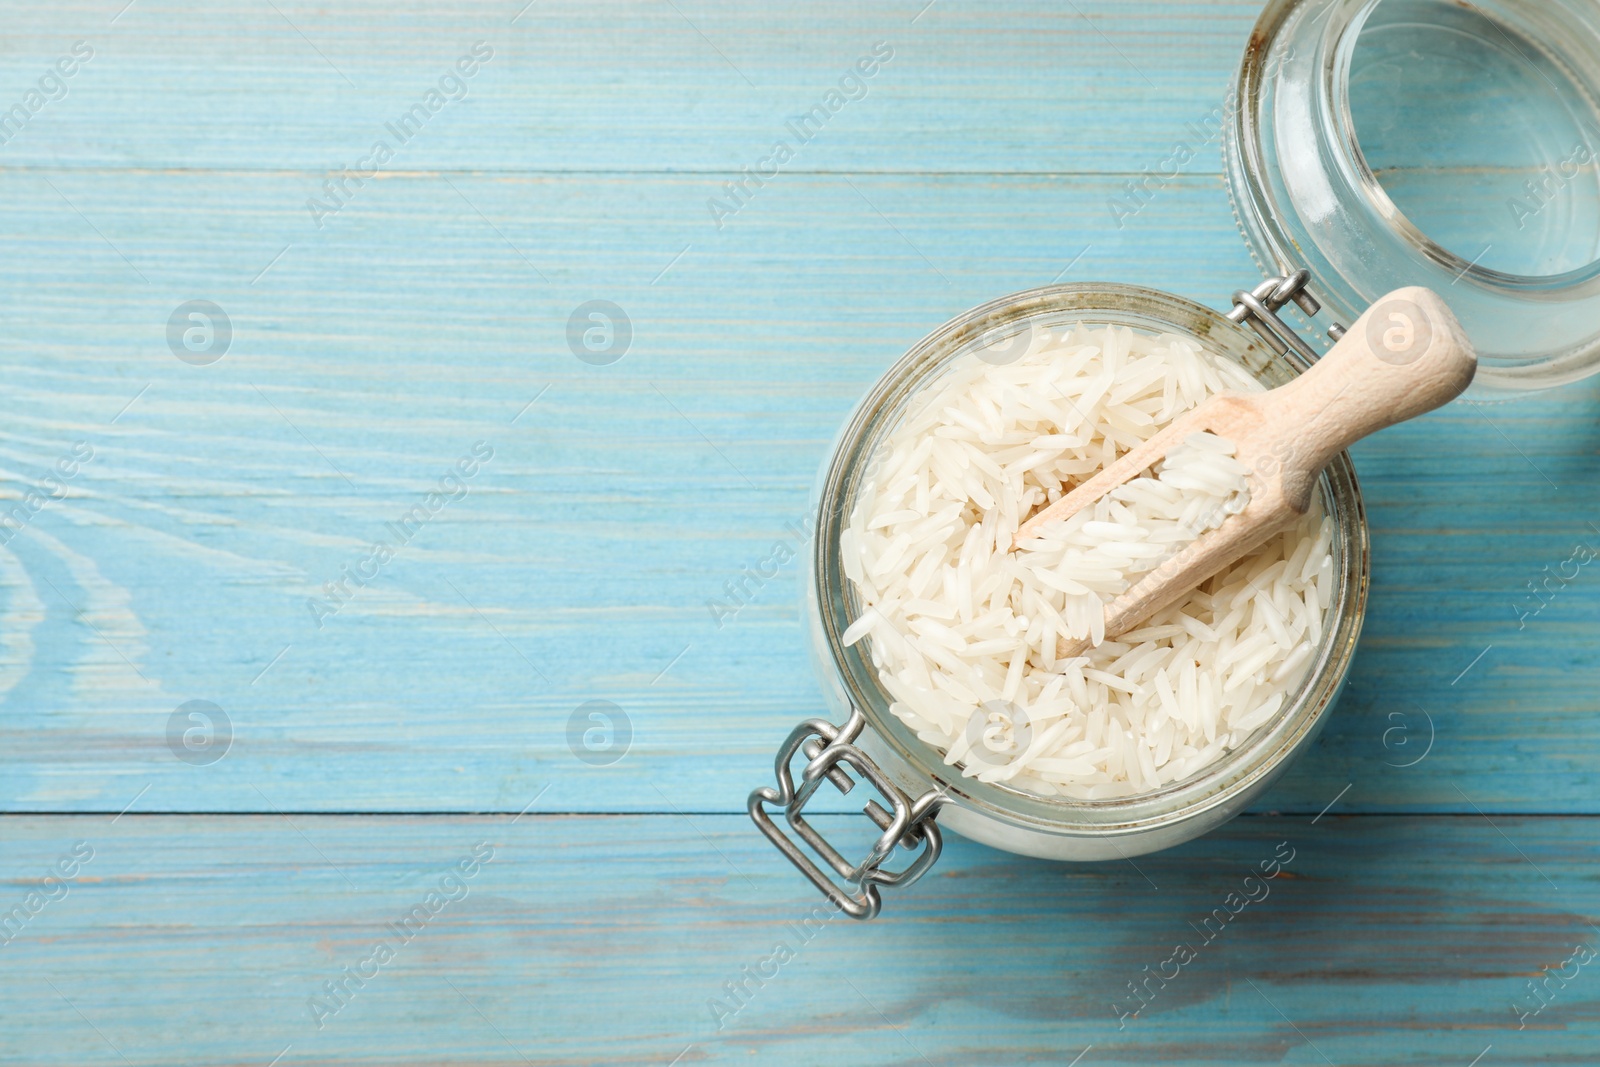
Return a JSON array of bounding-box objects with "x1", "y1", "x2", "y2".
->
[
  {"x1": 1228, "y1": 0, "x2": 1600, "y2": 394},
  {"x1": 751, "y1": 283, "x2": 1369, "y2": 920},
  {"x1": 752, "y1": 0, "x2": 1600, "y2": 917}
]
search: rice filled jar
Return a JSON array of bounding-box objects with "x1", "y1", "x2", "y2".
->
[{"x1": 750, "y1": 282, "x2": 1368, "y2": 919}]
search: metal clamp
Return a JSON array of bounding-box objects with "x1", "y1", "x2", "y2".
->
[
  {"x1": 748, "y1": 708, "x2": 945, "y2": 920},
  {"x1": 1228, "y1": 268, "x2": 1348, "y2": 364}
]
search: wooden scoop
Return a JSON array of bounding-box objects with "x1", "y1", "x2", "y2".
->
[{"x1": 1011, "y1": 287, "x2": 1477, "y2": 657}]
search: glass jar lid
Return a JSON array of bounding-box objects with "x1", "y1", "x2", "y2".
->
[{"x1": 1227, "y1": 0, "x2": 1600, "y2": 394}]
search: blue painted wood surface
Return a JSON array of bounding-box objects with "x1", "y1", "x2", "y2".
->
[
  {"x1": 0, "y1": 1, "x2": 1597, "y2": 1063},
  {"x1": 2, "y1": 815, "x2": 1598, "y2": 1066}
]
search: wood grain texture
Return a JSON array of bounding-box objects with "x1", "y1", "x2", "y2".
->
[
  {"x1": 2, "y1": 2, "x2": 1599, "y2": 1062},
  {"x1": 0, "y1": 1, "x2": 1260, "y2": 173},
  {"x1": 0, "y1": 814, "x2": 1595, "y2": 1066},
  {"x1": 0, "y1": 164, "x2": 1594, "y2": 813}
]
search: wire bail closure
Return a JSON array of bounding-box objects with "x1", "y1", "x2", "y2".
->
[
  {"x1": 748, "y1": 708, "x2": 946, "y2": 920},
  {"x1": 1228, "y1": 269, "x2": 1348, "y2": 364}
]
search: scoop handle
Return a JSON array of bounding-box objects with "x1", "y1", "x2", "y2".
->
[{"x1": 1278, "y1": 287, "x2": 1477, "y2": 475}]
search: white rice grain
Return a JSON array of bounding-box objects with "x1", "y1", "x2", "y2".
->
[{"x1": 845, "y1": 324, "x2": 1330, "y2": 799}]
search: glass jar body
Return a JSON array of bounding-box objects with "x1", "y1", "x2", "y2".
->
[{"x1": 802, "y1": 284, "x2": 1370, "y2": 863}]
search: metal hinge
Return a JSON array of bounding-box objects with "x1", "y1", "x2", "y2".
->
[
  {"x1": 1228, "y1": 268, "x2": 1347, "y2": 364},
  {"x1": 748, "y1": 708, "x2": 945, "y2": 920}
]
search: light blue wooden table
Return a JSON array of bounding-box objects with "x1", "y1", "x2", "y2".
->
[{"x1": 2, "y1": 1, "x2": 1597, "y2": 1063}]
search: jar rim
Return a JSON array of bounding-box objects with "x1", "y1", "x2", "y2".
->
[{"x1": 811, "y1": 283, "x2": 1370, "y2": 838}]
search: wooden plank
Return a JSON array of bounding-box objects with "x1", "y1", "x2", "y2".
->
[
  {"x1": 0, "y1": 0, "x2": 1260, "y2": 174},
  {"x1": 0, "y1": 813, "x2": 1593, "y2": 1065},
  {"x1": 0, "y1": 168, "x2": 1595, "y2": 813}
]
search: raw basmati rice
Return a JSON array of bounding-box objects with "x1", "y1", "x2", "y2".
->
[{"x1": 843, "y1": 323, "x2": 1333, "y2": 799}]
